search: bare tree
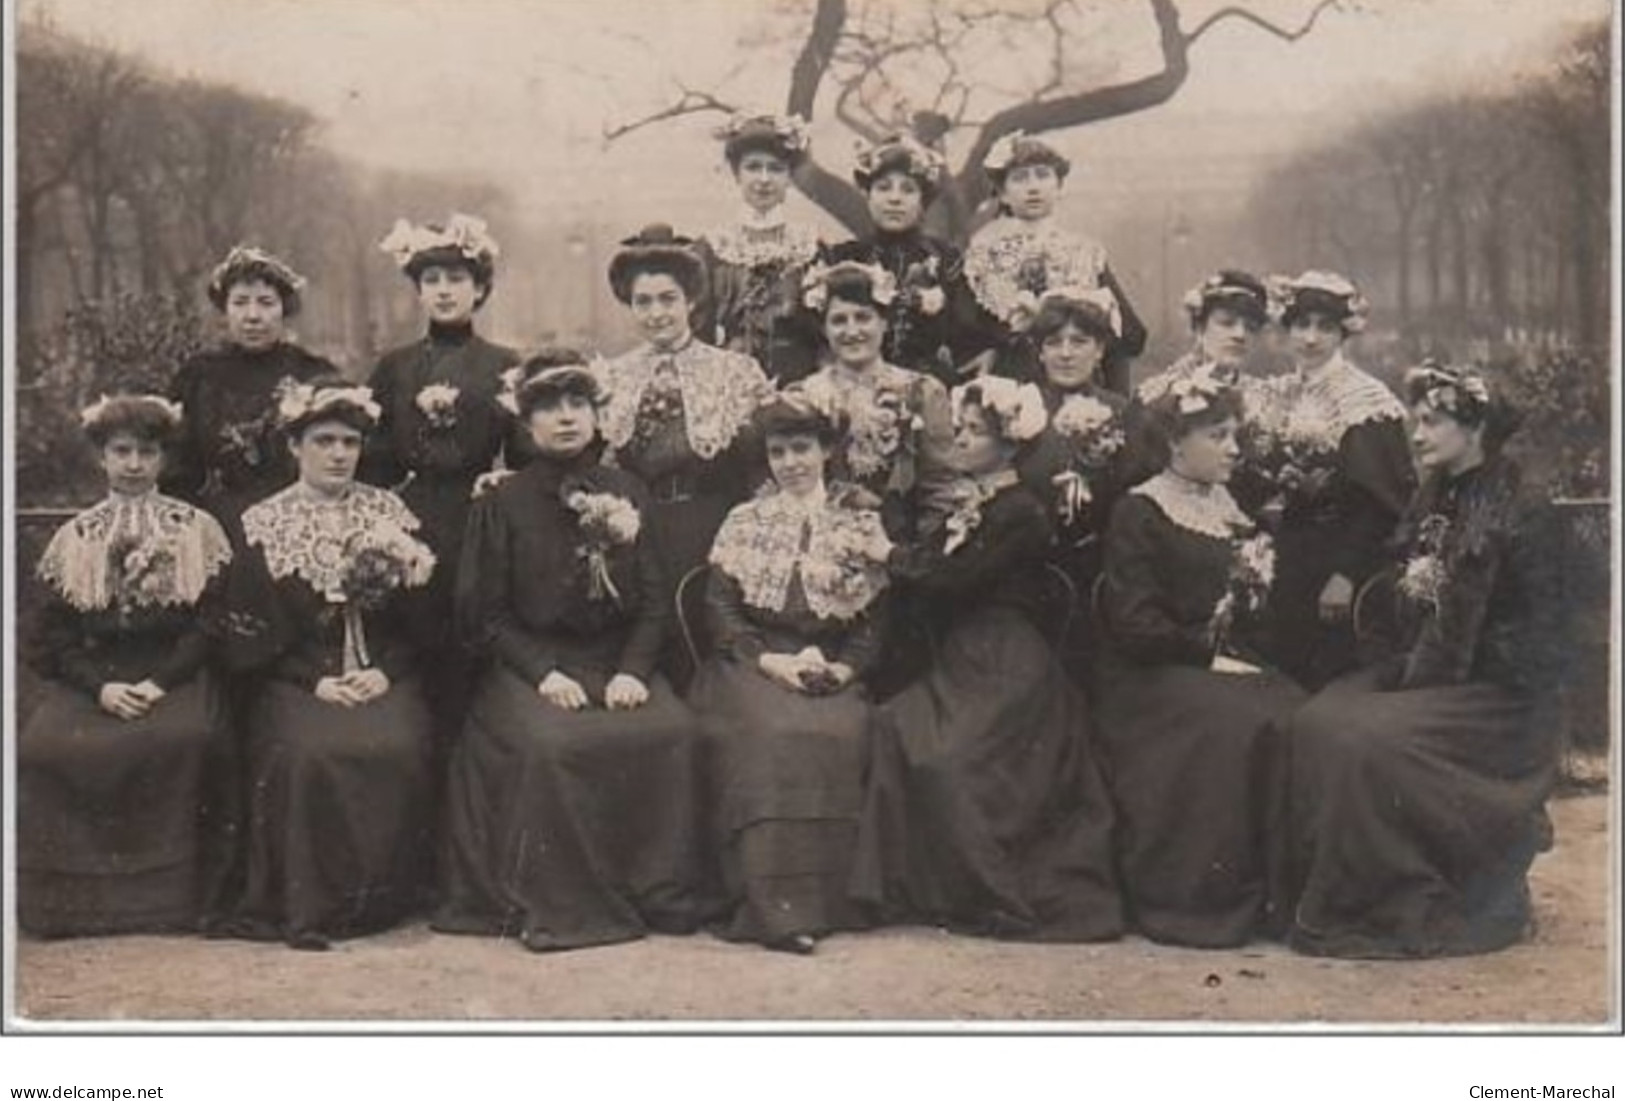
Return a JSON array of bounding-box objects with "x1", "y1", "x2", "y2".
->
[{"x1": 605, "y1": 0, "x2": 1339, "y2": 241}]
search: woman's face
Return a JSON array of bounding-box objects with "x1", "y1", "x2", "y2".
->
[
  {"x1": 527, "y1": 393, "x2": 598, "y2": 458},
  {"x1": 867, "y1": 172, "x2": 925, "y2": 233},
  {"x1": 1288, "y1": 311, "x2": 1345, "y2": 372},
  {"x1": 735, "y1": 150, "x2": 792, "y2": 214},
  {"x1": 628, "y1": 272, "x2": 693, "y2": 351},
  {"x1": 951, "y1": 402, "x2": 1013, "y2": 477},
  {"x1": 99, "y1": 431, "x2": 164, "y2": 497},
  {"x1": 416, "y1": 264, "x2": 480, "y2": 326},
  {"x1": 766, "y1": 431, "x2": 828, "y2": 497},
  {"x1": 999, "y1": 163, "x2": 1061, "y2": 221},
  {"x1": 1197, "y1": 307, "x2": 1256, "y2": 368},
  {"x1": 824, "y1": 297, "x2": 886, "y2": 370},
  {"x1": 224, "y1": 278, "x2": 287, "y2": 351},
  {"x1": 289, "y1": 420, "x2": 364, "y2": 495},
  {"x1": 1169, "y1": 415, "x2": 1240, "y2": 485},
  {"x1": 1409, "y1": 402, "x2": 1483, "y2": 473},
  {"x1": 1039, "y1": 321, "x2": 1105, "y2": 390}
]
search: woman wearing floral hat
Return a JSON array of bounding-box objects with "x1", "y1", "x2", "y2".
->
[
  {"x1": 438, "y1": 362, "x2": 702, "y2": 952},
  {"x1": 19, "y1": 395, "x2": 235, "y2": 937},
  {"x1": 961, "y1": 131, "x2": 1145, "y2": 391},
  {"x1": 1287, "y1": 364, "x2": 1561, "y2": 959},
  {"x1": 163, "y1": 245, "x2": 338, "y2": 536},
  {"x1": 1095, "y1": 367, "x2": 1305, "y2": 948},
  {"x1": 693, "y1": 112, "x2": 825, "y2": 384},
  {"x1": 851, "y1": 376, "x2": 1123, "y2": 943},
  {"x1": 1260, "y1": 271, "x2": 1414, "y2": 691},
  {"x1": 362, "y1": 213, "x2": 525, "y2": 749},
  {"x1": 819, "y1": 133, "x2": 994, "y2": 387},
  {"x1": 222, "y1": 381, "x2": 437, "y2": 949}
]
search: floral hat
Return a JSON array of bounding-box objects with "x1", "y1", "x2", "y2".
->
[
  {"x1": 207, "y1": 245, "x2": 308, "y2": 316},
  {"x1": 853, "y1": 133, "x2": 947, "y2": 195},
  {"x1": 1270, "y1": 270, "x2": 1370, "y2": 334},
  {"x1": 754, "y1": 384, "x2": 843, "y2": 442},
  {"x1": 276, "y1": 380, "x2": 381, "y2": 433},
  {"x1": 1032, "y1": 284, "x2": 1122, "y2": 339},
  {"x1": 79, "y1": 393, "x2": 185, "y2": 445},
  {"x1": 981, "y1": 130, "x2": 1071, "y2": 185},
  {"x1": 1157, "y1": 362, "x2": 1238, "y2": 418},
  {"x1": 378, "y1": 213, "x2": 500, "y2": 283},
  {"x1": 952, "y1": 375, "x2": 1048, "y2": 443},
  {"x1": 1181, "y1": 270, "x2": 1269, "y2": 328},
  {"x1": 801, "y1": 259, "x2": 898, "y2": 313},
  {"x1": 1404, "y1": 359, "x2": 1493, "y2": 422},
  {"x1": 715, "y1": 111, "x2": 812, "y2": 167}
]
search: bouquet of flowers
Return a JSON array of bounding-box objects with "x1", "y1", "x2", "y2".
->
[
  {"x1": 108, "y1": 532, "x2": 180, "y2": 614},
  {"x1": 942, "y1": 479, "x2": 994, "y2": 556},
  {"x1": 899, "y1": 256, "x2": 947, "y2": 317},
  {"x1": 1210, "y1": 531, "x2": 1276, "y2": 655},
  {"x1": 1049, "y1": 393, "x2": 1125, "y2": 525},
  {"x1": 1240, "y1": 379, "x2": 1342, "y2": 504},
  {"x1": 797, "y1": 503, "x2": 890, "y2": 619},
  {"x1": 332, "y1": 523, "x2": 435, "y2": 671},
  {"x1": 564, "y1": 486, "x2": 642, "y2": 604},
  {"x1": 1397, "y1": 513, "x2": 1451, "y2": 612},
  {"x1": 415, "y1": 383, "x2": 460, "y2": 430}
]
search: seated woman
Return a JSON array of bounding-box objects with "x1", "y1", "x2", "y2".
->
[
  {"x1": 689, "y1": 393, "x2": 891, "y2": 955},
  {"x1": 224, "y1": 382, "x2": 437, "y2": 949},
  {"x1": 436, "y1": 363, "x2": 702, "y2": 952},
  {"x1": 19, "y1": 395, "x2": 234, "y2": 937},
  {"x1": 1287, "y1": 363, "x2": 1562, "y2": 959},
  {"x1": 851, "y1": 376, "x2": 1123, "y2": 942},
  {"x1": 1095, "y1": 365, "x2": 1306, "y2": 948},
  {"x1": 820, "y1": 133, "x2": 994, "y2": 387}
]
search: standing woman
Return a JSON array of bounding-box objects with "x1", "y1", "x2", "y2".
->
[
  {"x1": 223, "y1": 382, "x2": 436, "y2": 949},
  {"x1": 163, "y1": 246, "x2": 337, "y2": 536},
  {"x1": 694, "y1": 112, "x2": 824, "y2": 385},
  {"x1": 598, "y1": 224, "x2": 771, "y2": 669},
  {"x1": 820, "y1": 133, "x2": 993, "y2": 387},
  {"x1": 852, "y1": 377, "x2": 1123, "y2": 943},
  {"x1": 690, "y1": 393, "x2": 892, "y2": 954},
  {"x1": 363, "y1": 214, "x2": 523, "y2": 746},
  {"x1": 19, "y1": 395, "x2": 234, "y2": 937},
  {"x1": 1264, "y1": 271, "x2": 1414, "y2": 691},
  {"x1": 962, "y1": 132, "x2": 1145, "y2": 391},
  {"x1": 1288, "y1": 364, "x2": 1562, "y2": 958},
  {"x1": 438, "y1": 363, "x2": 701, "y2": 951},
  {"x1": 1095, "y1": 367, "x2": 1306, "y2": 948}
]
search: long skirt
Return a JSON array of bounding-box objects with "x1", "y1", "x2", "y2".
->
[
  {"x1": 689, "y1": 656, "x2": 874, "y2": 943},
  {"x1": 852, "y1": 606, "x2": 1123, "y2": 941},
  {"x1": 231, "y1": 679, "x2": 433, "y2": 946},
  {"x1": 1287, "y1": 666, "x2": 1556, "y2": 958},
  {"x1": 434, "y1": 667, "x2": 702, "y2": 951},
  {"x1": 17, "y1": 675, "x2": 226, "y2": 937},
  {"x1": 401, "y1": 472, "x2": 480, "y2": 745},
  {"x1": 1095, "y1": 660, "x2": 1305, "y2": 948}
]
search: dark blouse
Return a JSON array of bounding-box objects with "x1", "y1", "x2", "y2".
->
[
  {"x1": 1019, "y1": 381, "x2": 1131, "y2": 547},
  {"x1": 693, "y1": 239, "x2": 822, "y2": 386},
  {"x1": 25, "y1": 589, "x2": 216, "y2": 696},
  {"x1": 1282, "y1": 417, "x2": 1415, "y2": 583},
  {"x1": 457, "y1": 451, "x2": 668, "y2": 686},
  {"x1": 358, "y1": 322, "x2": 527, "y2": 490},
  {"x1": 706, "y1": 570, "x2": 885, "y2": 677},
  {"x1": 162, "y1": 341, "x2": 337, "y2": 515}
]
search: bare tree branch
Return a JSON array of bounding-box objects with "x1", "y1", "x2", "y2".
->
[
  {"x1": 1185, "y1": 0, "x2": 1339, "y2": 47},
  {"x1": 602, "y1": 88, "x2": 739, "y2": 143}
]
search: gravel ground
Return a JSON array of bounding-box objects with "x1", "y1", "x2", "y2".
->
[{"x1": 11, "y1": 792, "x2": 1614, "y2": 1028}]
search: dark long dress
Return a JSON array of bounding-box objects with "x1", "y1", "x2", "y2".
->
[
  {"x1": 1096, "y1": 476, "x2": 1307, "y2": 947},
  {"x1": 162, "y1": 340, "x2": 338, "y2": 535},
  {"x1": 851, "y1": 474, "x2": 1124, "y2": 941},
  {"x1": 1264, "y1": 355, "x2": 1416, "y2": 690},
  {"x1": 694, "y1": 215, "x2": 823, "y2": 385},
  {"x1": 435, "y1": 452, "x2": 702, "y2": 951},
  {"x1": 821, "y1": 230, "x2": 995, "y2": 387},
  {"x1": 18, "y1": 493, "x2": 234, "y2": 936},
  {"x1": 1287, "y1": 458, "x2": 1564, "y2": 959},
  {"x1": 359, "y1": 321, "x2": 525, "y2": 744},
  {"x1": 224, "y1": 483, "x2": 435, "y2": 947},
  {"x1": 688, "y1": 485, "x2": 890, "y2": 943}
]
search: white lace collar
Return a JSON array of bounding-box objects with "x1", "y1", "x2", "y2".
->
[
  {"x1": 1132, "y1": 471, "x2": 1253, "y2": 540},
  {"x1": 597, "y1": 340, "x2": 771, "y2": 461},
  {"x1": 963, "y1": 217, "x2": 1108, "y2": 325},
  {"x1": 706, "y1": 213, "x2": 821, "y2": 269},
  {"x1": 1292, "y1": 351, "x2": 1406, "y2": 435},
  {"x1": 241, "y1": 482, "x2": 425, "y2": 595},
  {"x1": 36, "y1": 492, "x2": 232, "y2": 612}
]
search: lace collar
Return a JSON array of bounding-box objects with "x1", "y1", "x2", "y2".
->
[
  {"x1": 1292, "y1": 351, "x2": 1405, "y2": 436},
  {"x1": 709, "y1": 484, "x2": 889, "y2": 621},
  {"x1": 37, "y1": 492, "x2": 232, "y2": 613},
  {"x1": 241, "y1": 482, "x2": 425, "y2": 595},
  {"x1": 707, "y1": 212, "x2": 821, "y2": 269},
  {"x1": 1132, "y1": 471, "x2": 1253, "y2": 540},
  {"x1": 801, "y1": 362, "x2": 930, "y2": 482},
  {"x1": 597, "y1": 340, "x2": 770, "y2": 461},
  {"x1": 963, "y1": 217, "x2": 1108, "y2": 323}
]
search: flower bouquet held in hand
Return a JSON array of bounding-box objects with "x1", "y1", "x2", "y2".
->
[
  {"x1": 563, "y1": 485, "x2": 642, "y2": 605},
  {"x1": 1050, "y1": 392, "x2": 1125, "y2": 526},
  {"x1": 795, "y1": 500, "x2": 891, "y2": 620},
  {"x1": 331, "y1": 523, "x2": 436, "y2": 672},
  {"x1": 108, "y1": 532, "x2": 181, "y2": 620},
  {"x1": 1209, "y1": 531, "x2": 1275, "y2": 666},
  {"x1": 1240, "y1": 379, "x2": 1342, "y2": 516},
  {"x1": 1397, "y1": 513, "x2": 1451, "y2": 614}
]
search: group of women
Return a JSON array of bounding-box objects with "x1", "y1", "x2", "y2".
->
[{"x1": 19, "y1": 114, "x2": 1564, "y2": 966}]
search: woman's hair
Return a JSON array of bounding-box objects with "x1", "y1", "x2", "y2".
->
[
  {"x1": 282, "y1": 377, "x2": 380, "y2": 439},
  {"x1": 1027, "y1": 295, "x2": 1117, "y2": 347},
  {"x1": 607, "y1": 224, "x2": 707, "y2": 305},
  {"x1": 1274, "y1": 271, "x2": 1369, "y2": 335},
  {"x1": 754, "y1": 390, "x2": 841, "y2": 447},
  {"x1": 984, "y1": 133, "x2": 1071, "y2": 191},
  {"x1": 404, "y1": 245, "x2": 495, "y2": 305},
  {"x1": 516, "y1": 361, "x2": 603, "y2": 421},
  {"x1": 1145, "y1": 376, "x2": 1245, "y2": 450},
  {"x1": 1404, "y1": 360, "x2": 1523, "y2": 456},
  {"x1": 81, "y1": 394, "x2": 183, "y2": 449},
  {"x1": 1185, "y1": 270, "x2": 1268, "y2": 331},
  {"x1": 952, "y1": 376, "x2": 1048, "y2": 445},
  {"x1": 853, "y1": 134, "x2": 943, "y2": 207},
  {"x1": 206, "y1": 245, "x2": 305, "y2": 318},
  {"x1": 718, "y1": 113, "x2": 809, "y2": 172}
]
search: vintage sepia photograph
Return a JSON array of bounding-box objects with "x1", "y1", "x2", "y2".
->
[{"x1": 2, "y1": 0, "x2": 1618, "y2": 1077}]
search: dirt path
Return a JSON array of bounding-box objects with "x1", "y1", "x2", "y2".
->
[{"x1": 13, "y1": 793, "x2": 1614, "y2": 1027}]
